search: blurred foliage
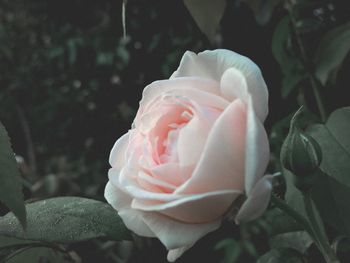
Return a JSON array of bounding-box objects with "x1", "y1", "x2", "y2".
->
[{"x1": 0, "y1": 0, "x2": 349, "y2": 262}]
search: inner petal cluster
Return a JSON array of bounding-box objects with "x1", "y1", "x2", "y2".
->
[{"x1": 133, "y1": 94, "x2": 221, "y2": 194}]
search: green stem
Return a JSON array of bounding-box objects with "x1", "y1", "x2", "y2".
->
[
  {"x1": 270, "y1": 194, "x2": 313, "y2": 236},
  {"x1": 271, "y1": 194, "x2": 339, "y2": 263},
  {"x1": 303, "y1": 192, "x2": 340, "y2": 263},
  {"x1": 285, "y1": 0, "x2": 327, "y2": 122}
]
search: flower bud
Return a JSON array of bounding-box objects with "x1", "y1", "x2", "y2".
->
[
  {"x1": 282, "y1": 127, "x2": 322, "y2": 176},
  {"x1": 280, "y1": 108, "x2": 323, "y2": 192}
]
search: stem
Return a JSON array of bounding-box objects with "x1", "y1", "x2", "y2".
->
[
  {"x1": 285, "y1": 0, "x2": 327, "y2": 122},
  {"x1": 303, "y1": 192, "x2": 340, "y2": 263},
  {"x1": 122, "y1": 0, "x2": 128, "y2": 38},
  {"x1": 15, "y1": 103, "x2": 37, "y2": 176},
  {"x1": 271, "y1": 194, "x2": 339, "y2": 262},
  {"x1": 270, "y1": 194, "x2": 313, "y2": 236}
]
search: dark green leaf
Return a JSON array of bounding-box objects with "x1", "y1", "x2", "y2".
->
[
  {"x1": 312, "y1": 173, "x2": 350, "y2": 237},
  {"x1": 243, "y1": 0, "x2": 281, "y2": 25},
  {"x1": 0, "y1": 122, "x2": 26, "y2": 229},
  {"x1": 263, "y1": 208, "x2": 302, "y2": 236},
  {"x1": 272, "y1": 17, "x2": 291, "y2": 67},
  {"x1": 183, "y1": 0, "x2": 226, "y2": 42},
  {"x1": 0, "y1": 197, "x2": 131, "y2": 243},
  {"x1": 270, "y1": 231, "x2": 313, "y2": 253},
  {"x1": 257, "y1": 248, "x2": 305, "y2": 263},
  {"x1": 2, "y1": 246, "x2": 69, "y2": 263},
  {"x1": 0, "y1": 236, "x2": 36, "y2": 249},
  {"x1": 215, "y1": 238, "x2": 241, "y2": 263},
  {"x1": 281, "y1": 71, "x2": 305, "y2": 98},
  {"x1": 307, "y1": 107, "x2": 350, "y2": 187},
  {"x1": 314, "y1": 22, "x2": 350, "y2": 85},
  {"x1": 272, "y1": 17, "x2": 305, "y2": 98}
]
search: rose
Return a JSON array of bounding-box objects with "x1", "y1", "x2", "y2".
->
[{"x1": 105, "y1": 49, "x2": 271, "y2": 261}]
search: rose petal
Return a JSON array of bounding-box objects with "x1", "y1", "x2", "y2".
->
[
  {"x1": 150, "y1": 163, "x2": 193, "y2": 186},
  {"x1": 104, "y1": 182, "x2": 155, "y2": 237},
  {"x1": 167, "y1": 245, "x2": 193, "y2": 262},
  {"x1": 220, "y1": 68, "x2": 248, "y2": 102},
  {"x1": 109, "y1": 132, "x2": 129, "y2": 168},
  {"x1": 244, "y1": 96, "x2": 270, "y2": 195},
  {"x1": 104, "y1": 181, "x2": 131, "y2": 211},
  {"x1": 141, "y1": 212, "x2": 221, "y2": 249},
  {"x1": 138, "y1": 170, "x2": 177, "y2": 191},
  {"x1": 177, "y1": 103, "x2": 221, "y2": 167},
  {"x1": 176, "y1": 99, "x2": 247, "y2": 194},
  {"x1": 118, "y1": 209, "x2": 155, "y2": 237},
  {"x1": 134, "y1": 77, "x2": 222, "y2": 127},
  {"x1": 235, "y1": 175, "x2": 273, "y2": 224},
  {"x1": 171, "y1": 49, "x2": 268, "y2": 121},
  {"x1": 132, "y1": 189, "x2": 241, "y2": 223},
  {"x1": 124, "y1": 184, "x2": 181, "y2": 202}
]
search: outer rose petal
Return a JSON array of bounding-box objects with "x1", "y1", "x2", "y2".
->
[
  {"x1": 104, "y1": 181, "x2": 155, "y2": 237},
  {"x1": 235, "y1": 175, "x2": 273, "y2": 224},
  {"x1": 176, "y1": 99, "x2": 247, "y2": 194},
  {"x1": 171, "y1": 49, "x2": 268, "y2": 121},
  {"x1": 220, "y1": 68, "x2": 248, "y2": 102},
  {"x1": 109, "y1": 132, "x2": 129, "y2": 168},
  {"x1": 167, "y1": 246, "x2": 193, "y2": 262},
  {"x1": 105, "y1": 181, "x2": 131, "y2": 211},
  {"x1": 131, "y1": 189, "x2": 241, "y2": 223},
  {"x1": 141, "y1": 211, "x2": 221, "y2": 250},
  {"x1": 244, "y1": 96, "x2": 270, "y2": 195}
]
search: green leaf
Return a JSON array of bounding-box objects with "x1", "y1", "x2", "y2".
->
[
  {"x1": 312, "y1": 173, "x2": 350, "y2": 237},
  {"x1": 263, "y1": 208, "x2": 302, "y2": 237},
  {"x1": 314, "y1": 22, "x2": 350, "y2": 85},
  {"x1": 0, "y1": 236, "x2": 36, "y2": 249},
  {"x1": 272, "y1": 16, "x2": 291, "y2": 67},
  {"x1": 215, "y1": 238, "x2": 241, "y2": 263},
  {"x1": 183, "y1": 0, "x2": 226, "y2": 42},
  {"x1": 0, "y1": 197, "x2": 131, "y2": 243},
  {"x1": 281, "y1": 71, "x2": 305, "y2": 98},
  {"x1": 270, "y1": 231, "x2": 313, "y2": 253},
  {"x1": 2, "y1": 246, "x2": 69, "y2": 263},
  {"x1": 243, "y1": 0, "x2": 281, "y2": 25},
  {"x1": 257, "y1": 248, "x2": 305, "y2": 263},
  {"x1": 307, "y1": 107, "x2": 350, "y2": 187},
  {"x1": 272, "y1": 17, "x2": 305, "y2": 98},
  {"x1": 0, "y1": 122, "x2": 26, "y2": 229}
]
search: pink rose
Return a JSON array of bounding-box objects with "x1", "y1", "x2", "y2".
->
[{"x1": 105, "y1": 49, "x2": 271, "y2": 261}]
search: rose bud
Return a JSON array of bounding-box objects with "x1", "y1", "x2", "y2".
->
[
  {"x1": 281, "y1": 109, "x2": 322, "y2": 192},
  {"x1": 281, "y1": 123, "x2": 322, "y2": 176},
  {"x1": 105, "y1": 49, "x2": 271, "y2": 261}
]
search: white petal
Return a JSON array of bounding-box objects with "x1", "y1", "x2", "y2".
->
[
  {"x1": 220, "y1": 68, "x2": 248, "y2": 102},
  {"x1": 177, "y1": 103, "x2": 221, "y2": 167},
  {"x1": 109, "y1": 133, "x2": 130, "y2": 168},
  {"x1": 124, "y1": 185, "x2": 181, "y2": 202},
  {"x1": 150, "y1": 163, "x2": 193, "y2": 186},
  {"x1": 118, "y1": 209, "x2": 155, "y2": 237},
  {"x1": 104, "y1": 181, "x2": 131, "y2": 211},
  {"x1": 138, "y1": 170, "x2": 177, "y2": 191},
  {"x1": 244, "y1": 96, "x2": 270, "y2": 195},
  {"x1": 171, "y1": 49, "x2": 268, "y2": 121},
  {"x1": 235, "y1": 175, "x2": 273, "y2": 224},
  {"x1": 131, "y1": 190, "x2": 241, "y2": 223},
  {"x1": 142, "y1": 212, "x2": 221, "y2": 249},
  {"x1": 167, "y1": 245, "x2": 193, "y2": 262},
  {"x1": 176, "y1": 99, "x2": 247, "y2": 194},
  {"x1": 134, "y1": 77, "x2": 221, "y2": 127},
  {"x1": 105, "y1": 181, "x2": 155, "y2": 237}
]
